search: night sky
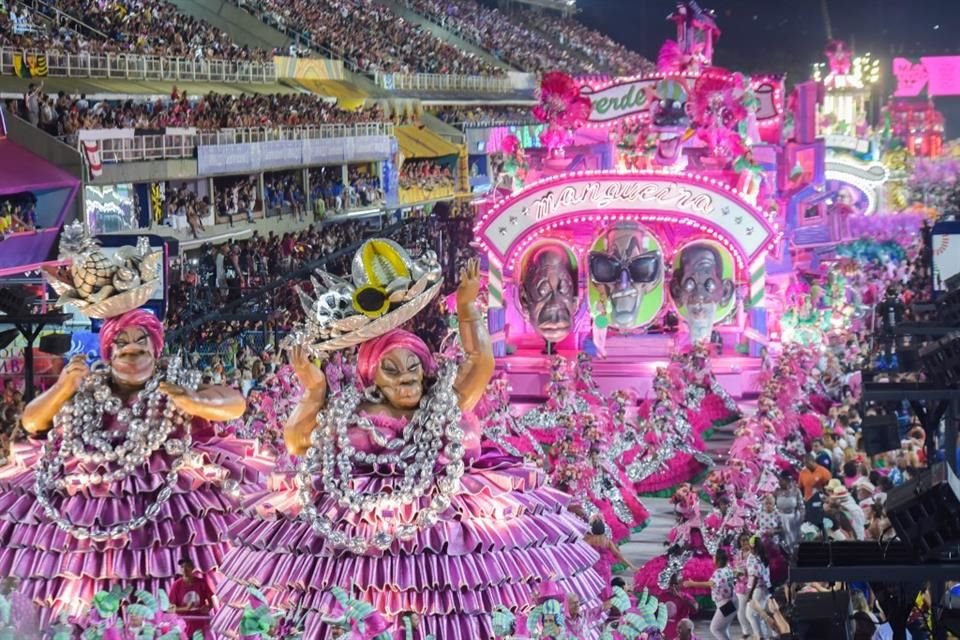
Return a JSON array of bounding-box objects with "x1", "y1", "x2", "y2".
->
[{"x1": 575, "y1": 0, "x2": 960, "y2": 134}]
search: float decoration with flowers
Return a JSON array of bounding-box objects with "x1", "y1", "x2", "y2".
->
[{"x1": 533, "y1": 71, "x2": 592, "y2": 158}]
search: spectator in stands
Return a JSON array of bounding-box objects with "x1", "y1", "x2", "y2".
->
[{"x1": 798, "y1": 454, "x2": 832, "y2": 501}]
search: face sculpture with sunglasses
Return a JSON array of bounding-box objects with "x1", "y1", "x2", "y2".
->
[
  {"x1": 669, "y1": 242, "x2": 735, "y2": 343},
  {"x1": 589, "y1": 223, "x2": 663, "y2": 330},
  {"x1": 517, "y1": 242, "x2": 580, "y2": 344}
]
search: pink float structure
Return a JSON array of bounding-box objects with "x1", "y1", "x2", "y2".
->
[{"x1": 474, "y1": 1, "x2": 832, "y2": 398}]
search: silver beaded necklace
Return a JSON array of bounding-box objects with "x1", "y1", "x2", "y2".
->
[
  {"x1": 296, "y1": 361, "x2": 465, "y2": 553},
  {"x1": 34, "y1": 356, "x2": 201, "y2": 542}
]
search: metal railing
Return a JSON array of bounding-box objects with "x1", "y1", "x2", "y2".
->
[
  {"x1": 80, "y1": 122, "x2": 394, "y2": 164},
  {"x1": 0, "y1": 47, "x2": 277, "y2": 83},
  {"x1": 375, "y1": 71, "x2": 511, "y2": 93}
]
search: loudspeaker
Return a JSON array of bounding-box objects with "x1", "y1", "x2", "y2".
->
[
  {"x1": 886, "y1": 462, "x2": 960, "y2": 559},
  {"x1": 792, "y1": 590, "x2": 850, "y2": 640},
  {"x1": 920, "y1": 332, "x2": 960, "y2": 386},
  {"x1": 860, "y1": 415, "x2": 900, "y2": 456}
]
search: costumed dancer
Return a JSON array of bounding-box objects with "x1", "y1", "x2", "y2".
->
[
  {"x1": 213, "y1": 241, "x2": 606, "y2": 639},
  {"x1": 671, "y1": 344, "x2": 741, "y2": 437},
  {"x1": 0, "y1": 226, "x2": 267, "y2": 630},
  {"x1": 520, "y1": 357, "x2": 649, "y2": 544},
  {"x1": 620, "y1": 369, "x2": 713, "y2": 498},
  {"x1": 632, "y1": 484, "x2": 714, "y2": 611}
]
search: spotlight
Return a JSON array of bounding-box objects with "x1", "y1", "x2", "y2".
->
[{"x1": 860, "y1": 414, "x2": 900, "y2": 456}]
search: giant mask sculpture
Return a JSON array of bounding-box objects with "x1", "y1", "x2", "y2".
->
[
  {"x1": 588, "y1": 223, "x2": 664, "y2": 331},
  {"x1": 517, "y1": 241, "x2": 580, "y2": 344},
  {"x1": 669, "y1": 240, "x2": 735, "y2": 343}
]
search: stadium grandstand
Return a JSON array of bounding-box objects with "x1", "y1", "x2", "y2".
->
[{"x1": 0, "y1": 0, "x2": 652, "y2": 470}]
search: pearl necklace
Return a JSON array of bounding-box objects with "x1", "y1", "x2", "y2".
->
[
  {"x1": 34, "y1": 356, "x2": 201, "y2": 542},
  {"x1": 296, "y1": 361, "x2": 464, "y2": 553}
]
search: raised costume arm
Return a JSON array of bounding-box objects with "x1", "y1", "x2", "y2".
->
[
  {"x1": 453, "y1": 258, "x2": 495, "y2": 412},
  {"x1": 21, "y1": 355, "x2": 88, "y2": 435},
  {"x1": 283, "y1": 344, "x2": 327, "y2": 455}
]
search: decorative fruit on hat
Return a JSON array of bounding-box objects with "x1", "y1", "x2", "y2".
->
[{"x1": 43, "y1": 221, "x2": 163, "y2": 319}]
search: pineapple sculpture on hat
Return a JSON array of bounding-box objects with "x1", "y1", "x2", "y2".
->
[
  {"x1": 1, "y1": 222, "x2": 269, "y2": 631},
  {"x1": 214, "y1": 238, "x2": 606, "y2": 639}
]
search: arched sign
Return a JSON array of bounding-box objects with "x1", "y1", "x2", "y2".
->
[{"x1": 474, "y1": 171, "x2": 778, "y2": 275}]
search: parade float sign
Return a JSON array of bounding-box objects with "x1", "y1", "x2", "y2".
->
[{"x1": 580, "y1": 73, "x2": 784, "y2": 129}]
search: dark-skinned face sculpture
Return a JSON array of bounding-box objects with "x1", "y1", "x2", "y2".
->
[
  {"x1": 589, "y1": 223, "x2": 662, "y2": 330},
  {"x1": 669, "y1": 241, "x2": 735, "y2": 342},
  {"x1": 518, "y1": 243, "x2": 579, "y2": 344}
]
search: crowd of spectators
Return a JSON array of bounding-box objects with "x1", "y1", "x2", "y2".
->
[
  {"x1": 0, "y1": 0, "x2": 267, "y2": 61},
  {"x1": 397, "y1": 0, "x2": 653, "y2": 76},
  {"x1": 264, "y1": 173, "x2": 307, "y2": 221},
  {"x1": 430, "y1": 104, "x2": 536, "y2": 127},
  {"x1": 398, "y1": 0, "x2": 587, "y2": 74},
  {"x1": 8, "y1": 87, "x2": 387, "y2": 141},
  {"x1": 0, "y1": 194, "x2": 38, "y2": 239},
  {"x1": 399, "y1": 160, "x2": 454, "y2": 191},
  {"x1": 235, "y1": 0, "x2": 502, "y2": 76},
  {"x1": 214, "y1": 177, "x2": 259, "y2": 226},
  {"x1": 514, "y1": 10, "x2": 654, "y2": 77}
]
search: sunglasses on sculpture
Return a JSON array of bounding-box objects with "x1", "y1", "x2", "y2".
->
[{"x1": 589, "y1": 251, "x2": 661, "y2": 285}]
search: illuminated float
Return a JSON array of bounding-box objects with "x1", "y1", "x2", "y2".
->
[{"x1": 473, "y1": 1, "x2": 811, "y2": 396}]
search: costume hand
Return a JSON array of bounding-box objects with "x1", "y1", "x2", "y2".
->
[
  {"x1": 455, "y1": 257, "x2": 482, "y2": 308},
  {"x1": 289, "y1": 344, "x2": 326, "y2": 393},
  {"x1": 159, "y1": 381, "x2": 199, "y2": 414},
  {"x1": 58, "y1": 355, "x2": 88, "y2": 394}
]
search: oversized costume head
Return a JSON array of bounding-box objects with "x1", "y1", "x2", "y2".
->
[
  {"x1": 517, "y1": 241, "x2": 580, "y2": 344},
  {"x1": 356, "y1": 329, "x2": 437, "y2": 409},
  {"x1": 669, "y1": 241, "x2": 734, "y2": 342},
  {"x1": 99, "y1": 309, "x2": 164, "y2": 386},
  {"x1": 588, "y1": 223, "x2": 663, "y2": 330}
]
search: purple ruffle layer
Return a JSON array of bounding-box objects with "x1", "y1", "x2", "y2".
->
[
  {"x1": 0, "y1": 437, "x2": 271, "y2": 626},
  {"x1": 213, "y1": 454, "x2": 605, "y2": 640}
]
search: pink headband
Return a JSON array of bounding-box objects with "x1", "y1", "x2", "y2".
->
[
  {"x1": 99, "y1": 309, "x2": 164, "y2": 361},
  {"x1": 355, "y1": 329, "x2": 437, "y2": 387}
]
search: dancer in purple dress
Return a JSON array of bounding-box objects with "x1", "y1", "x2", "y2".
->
[
  {"x1": 0, "y1": 232, "x2": 267, "y2": 628},
  {"x1": 0, "y1": 309, "x2": 261, "y2": 627},
  {"x1": 214, "y1": 241, "x2": 604, "y2": 639}
]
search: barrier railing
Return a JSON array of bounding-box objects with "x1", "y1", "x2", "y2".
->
[
  {"x1": 0, "y1": 47, "x2": 277, "y2": 83},
  {"x1": 375, "y1": 71, "x2": 511, "y2": 93},
  {"x1": 80, "y1": 123, "x2": 394, "y2": 164}
]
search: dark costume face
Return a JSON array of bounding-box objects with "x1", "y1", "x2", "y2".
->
[
  {"x1": 589, "y1": 225, "x2": 662, "y2": 329},
  {"x1": 518, "y1": 245, "x2": 579, "y2": 344},
  {"x1": 669, "y1": 243, "x2": 734, "y2": 341}
]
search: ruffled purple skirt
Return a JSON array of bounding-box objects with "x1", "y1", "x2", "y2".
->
[
  {"x1": 212, "y1": 453, "x2": 605, "y2": 640},
  {"x1": 0, "y1": 437, "x2": 271, "y2": 627}
]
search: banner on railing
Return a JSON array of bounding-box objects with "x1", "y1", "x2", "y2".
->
[
  {"x1": 13, "y1": 51, "x2": 47, "y2": 78},
  {"x1": 82, "y1": 141, "x2": 103, "y2": 177},
  {"x1": 197, "y1": 136, "x2": 393, "y2": 175}
]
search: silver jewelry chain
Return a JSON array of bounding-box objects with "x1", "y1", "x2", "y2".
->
[
  {"x1": 34, "y1": 355, "x2": 201, "y2": 542},
  {"x1": 296, "y1": 361, "x2": 465, "y2": 553}
]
